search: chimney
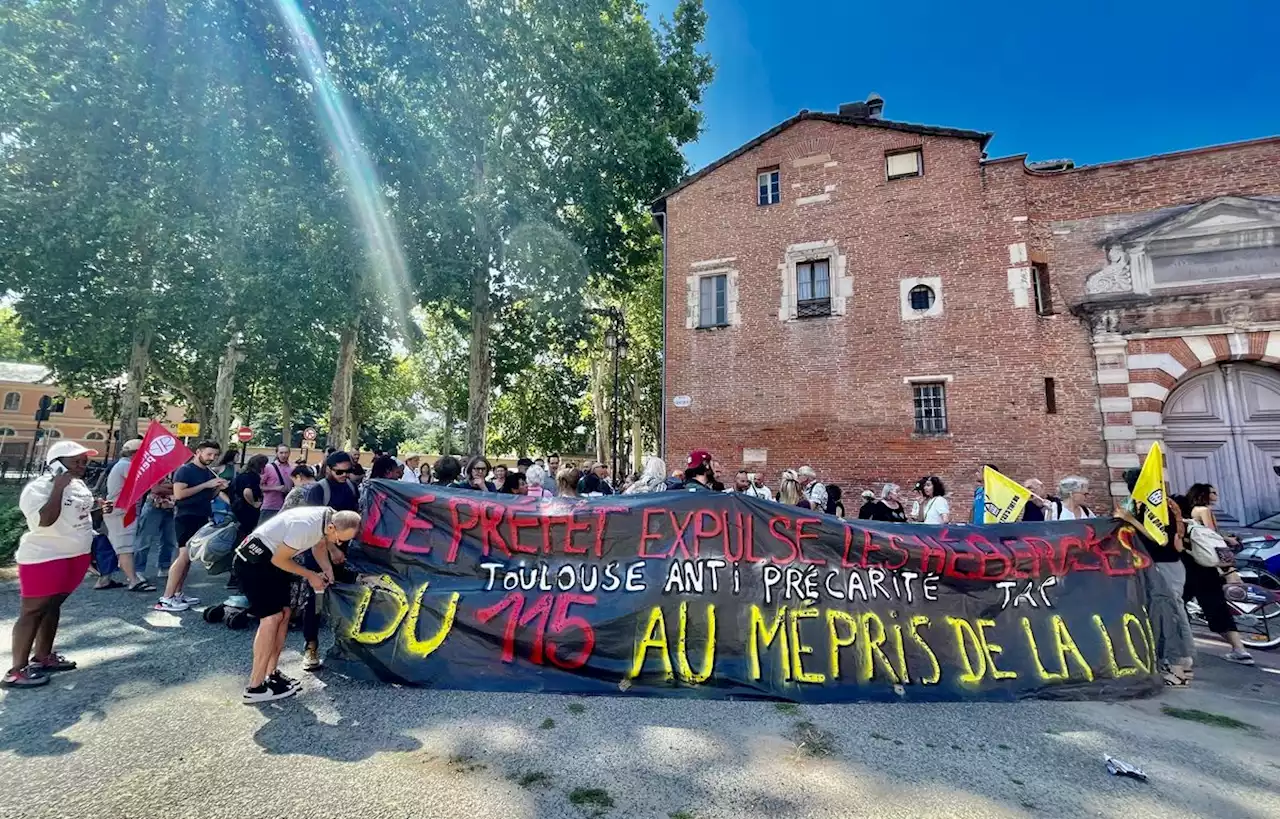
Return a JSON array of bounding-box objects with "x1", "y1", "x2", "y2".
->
[
  {"x1": 865, "y1": 92, "x2": 884, "y2": 119},
  {"x1": 837, "y1": 101, "x2": 869, "y2": 118},
  {"x1": 837, "y1": 93, "x2": 885, "y2": 120}
]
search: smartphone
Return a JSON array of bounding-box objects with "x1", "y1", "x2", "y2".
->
[{"x1": 49, "y1": 461, "x2": 67, "y2": 477}]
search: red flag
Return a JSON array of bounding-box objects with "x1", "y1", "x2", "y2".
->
[{"x1": 116, "y1": 421, "x2": 194, "y2": 526}]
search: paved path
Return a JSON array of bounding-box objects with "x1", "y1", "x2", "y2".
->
[{"x1": 2, "y1": 569, "x2": 1280, "y2": 819}]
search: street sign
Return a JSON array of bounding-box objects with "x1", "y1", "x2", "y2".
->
[
  {"x1": 303, "y1": 427, "x2": 317, "y2": 442},
  {"x1": 177, "y1": 422, "x2": 200, "y2": 437},
  {"x1": 236, "y1": 426, "x2": 254, "y2": 443}
]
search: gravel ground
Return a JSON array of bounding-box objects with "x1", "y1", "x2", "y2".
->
[{"x1": 2, "y1": 568, "x2": 1280, "y2": 819}]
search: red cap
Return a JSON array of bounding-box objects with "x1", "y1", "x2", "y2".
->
[{"x1": 687, "y1": 449, "x2": 712, "y2": 468}]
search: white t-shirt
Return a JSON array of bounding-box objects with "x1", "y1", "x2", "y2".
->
[
  {"x1": 17, "y1": 475, "x2": 96, "y2": 564},
  {"x1": 745, "y1": 484, "x2": 774, "y2": 501},
  {"x1": 1050, "y1": 502, "x2": 1094, "y2": 521},
  {"x1": 104, "y1": 456, "x2": 136, "y2": 545},
  {"x1": 400, "y1": 467, "x2": 420, "y2": 484},
  {"x1": 251, "y1": 506, "x2": 330, "y2": 555},
  {"x1": 922, "y1": 495, "x2": 951, "y2": 524}
]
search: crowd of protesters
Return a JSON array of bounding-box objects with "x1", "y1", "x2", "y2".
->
[{"x1": 4, "y1": 439, "x2": 1259, "y2": 697}]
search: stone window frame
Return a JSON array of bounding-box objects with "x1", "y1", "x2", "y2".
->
[
  {"x1": 899, "y1": 276, "x2": 944, "y2": 320},
  {"x1": 885, "y1": 147, "x2": 923, "y2": 181},
  {"x1": 685, "y1": 262, "x2": 741, "y2": 330},
  {"x1": 904, "y1": 374, "x2": 954, "y2": 437},
  {"x1": 778, "y1": 241, "x2": 850, "y2": 322},
  {"x1": 2, "y1": 391, "x2": 18, "y2": 412}
]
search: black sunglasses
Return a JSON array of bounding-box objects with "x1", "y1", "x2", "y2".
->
[{"x1": 330, "y1": 467, "x2": 351, "y2": 475}]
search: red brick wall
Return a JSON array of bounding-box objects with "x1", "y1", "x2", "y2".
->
[{"x1": 663, "y1": 119, "x2": 1110, "y2": 518}]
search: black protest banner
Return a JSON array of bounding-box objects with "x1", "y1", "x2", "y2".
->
[{"x1": 325, "y1": 481, "x2": 1161, "y2": 702}]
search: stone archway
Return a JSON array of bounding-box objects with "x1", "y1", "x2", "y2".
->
[{"x1": 1162, "y1": 363, "x2": 1280, "y2": 524}]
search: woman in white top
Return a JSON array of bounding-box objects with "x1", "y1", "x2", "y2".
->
[
  {"x1": 232, "y1": 507, "x2": 361, "y2": 703},
  {"x1": 1050, "y1": 476, "x2": 1095, "y2": 520},
  {"x1": 5, "y1": 442, "x2": 102, "y2": 689},
  {"x1": 915, "y1": 476, "x2": 951, "y2": 524}
]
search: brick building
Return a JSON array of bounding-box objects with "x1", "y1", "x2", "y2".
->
[{"x1": 652, "y1": 95, "x2": 1280, "y2": 523}]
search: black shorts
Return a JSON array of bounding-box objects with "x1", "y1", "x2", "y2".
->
[
  {"x1": 175, "y1": 515, "x2": 209, "y2": 550},
  {"x1": 233, "y1": 549, "x2": 293, "y2": 619}
]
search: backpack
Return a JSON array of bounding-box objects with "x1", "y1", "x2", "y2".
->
[
  {"x1": 187, "y1": 519, "x2": 240, "y2": 575},
  {"x1": 1051, "y1": 498, "x2": 1090, "y2": 520},
  {"x1": 91, "y1": 459, "x2": 118, "y2": 496}
]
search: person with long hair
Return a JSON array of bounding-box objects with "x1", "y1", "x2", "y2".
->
[
  {"x1": 1184, "y1": 483, "x2": 1255, "y2": 665},
  {"x1": 777, "y1": 470, "x2": 810, "y2": 509},
  {"x1": 500, "y1": 472, "x2": 528, "y2": 495},
  {"x1": 914, "y1": 476, "x2": 949, "y2": 523},
  {"x1": 624, "y1": 457, "x2": 668, "y2": 495}
]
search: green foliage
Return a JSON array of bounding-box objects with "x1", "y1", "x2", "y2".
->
[
  {"x1": 0, "y1": 504, "x2": 27, "y2": 565},
  {"x1": 0, "y1": 308, "x2": 36, "y2": 363}
]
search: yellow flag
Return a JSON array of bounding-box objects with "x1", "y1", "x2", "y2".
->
[
  {"x1": 983, "y1": 467, "x2": 1032, "y2": 523},
  {"x1": 1131, "y1": 442, "x2": 1170, "y2": 545}
]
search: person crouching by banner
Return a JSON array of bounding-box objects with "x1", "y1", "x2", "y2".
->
[
  {"x1": 4, "y1": 442, "x2": 100, "y2": 688},
  {"x1": 235, "y1": 508, "x2": 362, "y2": 703}
]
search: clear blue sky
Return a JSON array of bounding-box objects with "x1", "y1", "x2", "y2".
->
[{"x1": 651, "y1": 0, "x2": 1280, "y2": 173}]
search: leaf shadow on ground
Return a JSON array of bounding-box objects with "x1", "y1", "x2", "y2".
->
[{"x1": 4, "y1": 572, "x2": 1280, "y2": 818}]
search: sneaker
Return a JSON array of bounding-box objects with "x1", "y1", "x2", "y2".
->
[
  {"x1": 1, "y1": 668, "x2": 49, "y2": 688},
  {"x1": 302, "y1": 646, "x2": 323, "y2": 672},
  {"x1": 29, "y1": 653, "x2": 76, "y2": 673},
  {"x1": 1224, "y1": 650, "x2": 1256, "y2": 665},
  {"x1": 242, "y1": 682, "x2": 298, "y2": 704},
  {"x1": 269, "y1": 670, "x2": 301, "y2": 690},
  {"x1": 178, "y1": 593, "x2": 200, "y2": 605},
  {"x1": 154, "y1": 596, "x2": 190, "y2": 613}
]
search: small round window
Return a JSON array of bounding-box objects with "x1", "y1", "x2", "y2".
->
[{"x1": 909, "y1": 284, "x2": 936, "y2": 311}]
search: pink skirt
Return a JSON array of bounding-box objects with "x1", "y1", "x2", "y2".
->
[{"x1": 18, "y1": 553, "x2": 92, "y2": 598}]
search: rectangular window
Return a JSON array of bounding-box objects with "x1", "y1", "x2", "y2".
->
[
  {"x1": 912, "y1": 383, "x2": 948, "y2": 434},
  {"x1": 698, "y1": 274, "x2": 727, "y2": 328},
  {"x1": 1044, "y1": 377, "x2": 1058, "y2": 414},
  {"x1": 757, "y1": 168, "x2": 780, "y2": 206},
  {"x1": 886, "y1": 148, "x2": 923, "y2": 180},
  {"x1": 795, "y1": 259, "x2": 831, "y2": 317},
  {"x1": 2, "y1": 392, "x2": 19, "y2": 412},
  {"x1": 1031, "y1": 262, "x2": 1053, "y2": 315}
]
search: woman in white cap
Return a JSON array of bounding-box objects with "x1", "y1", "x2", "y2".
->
[{"x1": 4, "y1": 441, "x2": 102, "y2": 688}]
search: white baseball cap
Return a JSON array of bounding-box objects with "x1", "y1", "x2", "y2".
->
[{"x1": 45, "y1": 440, "x2": 98, "y2": 465}]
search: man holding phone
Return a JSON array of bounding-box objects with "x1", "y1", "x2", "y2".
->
[{"x1": 156, "y1": 440, "x2": 228, "y2": 613}]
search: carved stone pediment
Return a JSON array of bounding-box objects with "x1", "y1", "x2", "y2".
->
[{"x1": 1084, "y1": 196, "x2": 1280, "y2": 297}]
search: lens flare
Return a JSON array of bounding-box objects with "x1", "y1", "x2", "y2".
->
[{"x1": 271, "y1": 0, "x2": 412, "y2": 335}]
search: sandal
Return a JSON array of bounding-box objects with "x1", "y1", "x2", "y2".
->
[
  {"x1": 94, "y1": 579, "x2": 126, "y2": 590},
  {"x1": 1162, "y1": 671, "x2": 1190, "y2": 687},
  {"x1": 128, "y1": 580, "x2": 156, "y2": 592}
]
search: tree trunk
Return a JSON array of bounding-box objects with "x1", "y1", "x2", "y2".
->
[
  {"x1": 329, "y1": 322, "x2": 358, "y2": 451},
  {"x1": 116, "y1": 326, "x2": 153, "y2": 445},
  {"x1": 441, "y1": 405, "x2": 454, "y2": 457},
  {"x1": 279, "y1": 393, "x2": 293, "y2": 448},
  {"x1": 591, "y1": 356, "x2": 609, "y2": 464},
  {"x1": 210, "y1": 333, "x2": 243, "y2": 447},
  {"x1": 631, "y1": 373, "x2": 643, "y2": 474},
  {"x1": 464, "y1": 156, "x2": 492, "y2": 456}
]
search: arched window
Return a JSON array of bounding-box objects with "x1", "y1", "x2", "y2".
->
[
  {"x1": 908, "y1": 284, "x2": 936, "y2": 311},
  {"x1": 0, "y1": 427, "x2": 15, "y2": 437},
  {"x1": 85, "y1": 430, "x2": 106, "y2": 441},
  {"x1": 3, "y1": 392, "x2": 19, "y2": 412},
  {"x1": 45, "y1": 428, "x2": 62, "y2": 439}
]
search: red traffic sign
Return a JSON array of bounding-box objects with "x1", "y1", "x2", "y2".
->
[
  {"x1": 236, "y1": 426, "x2": 254, "y2": 443},
  {"x1": 303, "y1": 427, "x2": 317, "y2": 442}
]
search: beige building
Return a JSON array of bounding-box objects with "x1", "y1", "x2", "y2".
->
[{"x1": 0, "y1": 361, "x2": 182, "y2": 472}]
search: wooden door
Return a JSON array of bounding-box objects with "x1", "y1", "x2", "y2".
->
[{"x1": 1163, "y1": 363, "x2": 1280, "y2": 524}]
